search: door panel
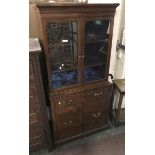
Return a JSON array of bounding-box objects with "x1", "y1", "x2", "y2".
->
[
  {"x1": 56, "y1": 104, "x2": 83, "y2": 140},
  {"x1": 82, "y1": 19, "x2": 111, "y2": 83},
  {"x1": 46, "y1": 21, "x2": 78, "y2": 89}
]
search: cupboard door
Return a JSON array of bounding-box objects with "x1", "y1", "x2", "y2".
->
[
  {"x1": 85, "y1": 86, "x2": 112, "y2": 129},
  {"x1": 45, "y1": 21, "x2": 79, "y2": 89},
  {"x1": 56, "y1": 104, "x2": 83, "y2": 140},
  {"x1": 83, "y1": 19, "x2": 111, "y2": 83}
]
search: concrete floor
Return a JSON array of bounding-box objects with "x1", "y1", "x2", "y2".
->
[{"x1": 30, "y1": 125, "x2": 125, "y2": 155}]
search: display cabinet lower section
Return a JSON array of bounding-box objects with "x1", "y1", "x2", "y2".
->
[{"x1": 49, "y1": 82, "x2": 113, "y2": 144}]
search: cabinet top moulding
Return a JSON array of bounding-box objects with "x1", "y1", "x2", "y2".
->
[{"x1": 36, "y1": 3, "x2": 119, "y2": 14}]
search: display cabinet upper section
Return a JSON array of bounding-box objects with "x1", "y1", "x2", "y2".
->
[{"x1": 36, "y1": 3, "x2": 119, "y2": 90}]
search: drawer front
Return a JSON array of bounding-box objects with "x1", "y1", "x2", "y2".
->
[
  {"x1": 86, "y1": 85, "x2": 112, "y2": 129},
  {"x1": 29, "y1": 127, "x2": 47, "y2": 152},
  {"x1": 56, "y1": 104, "x2": 83, "y2": 140},
  {"x1": 52, "y1": 92, "x2": 84, "y2": 110}
]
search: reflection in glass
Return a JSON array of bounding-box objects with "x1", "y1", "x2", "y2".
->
[
  {"x1": 84, "y1": 20, "x2": 110, "y2": 82},
  {"x1": 46, "y1": 21, "x2": 78, "y2": 88}
]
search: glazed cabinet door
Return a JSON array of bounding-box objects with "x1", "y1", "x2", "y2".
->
[
  {"x1": 81, "y1": 18, "x2": 112, "y2": 83},
  {"x1": 85, "y1": 85, "x2": 112, "y2": 130},
  {"x1": 44, "y1": 19, "x2": 80, "y2": 89}
]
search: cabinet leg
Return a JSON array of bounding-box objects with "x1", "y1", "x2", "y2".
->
[
  {"x1": 109, "y1": 86, "x2": 115, "y2": 124},
  {"x1": 116, "y1": 93, "x2": 123, "y2": 125}
]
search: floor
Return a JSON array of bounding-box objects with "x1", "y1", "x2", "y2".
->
[{"x1": 30, "y1": 125, "x2": 125, "y2": 155}]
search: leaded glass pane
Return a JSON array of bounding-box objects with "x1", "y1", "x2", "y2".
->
[{"x1": 46, "y1": 21, "x2": 78, "y2": 89}]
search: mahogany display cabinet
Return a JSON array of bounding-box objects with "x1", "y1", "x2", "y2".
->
[{"x1": 36, "y1": 2, "x2": 119, "y2": 145}]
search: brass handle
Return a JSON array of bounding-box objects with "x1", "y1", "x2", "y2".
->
[
  {"x1": 94, "y1": 93, "x2": 100, "y2": 96},
  {"x1": 63, "y1": 99, "x2": 72, "y2": 105},
  {"x1": 79, "y1": 56, "x2": 81, "y2": 59},
  {"x1": 82, "y1": 55, "x2": 85, "y2": 59},
  {"x1": 64, "y1": 121, "x2": 72, "y2": 127},
  {"x1": 97, "y1": 112, "x2": 101, "y2": 117},
  {"x1": 29, "y1": 113, "x2": 36, "y2": 116},
  {"x1": 64, "y1": 122, "x2": 67, "y2": 127},
  {"x1": 93, "y1": 113, "x2": 97, "y2": 118},
  {"x1": 94, "y1": 92, "x2": 103, "y2": 96},
  {"x1": 93, "y1": 112, "x2": 101, "y2": 118},
  {"x1": 69, "y1": 121, "x2": 72, "y2": 126}
]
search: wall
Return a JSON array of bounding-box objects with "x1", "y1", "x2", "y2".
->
[
  {"x1": 112, "y1": 0, "x2": 125, "y2": 109},
  {"x1": 29, "y1": 4, "x2": 39, "y2": 38}
]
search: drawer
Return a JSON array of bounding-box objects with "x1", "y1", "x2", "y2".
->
[
  {"x1": 29, "y1": 127, "x2": 47, "y2": 152},
  {"x1": 51, "y1": 92, "x2": 85, "y2": 110},
  {"x1": 56, "y1": 104, "x2": 83, "y2": 140},
  {"x1": 85, "y1": 85, "x2": 112, "y2": 97}
]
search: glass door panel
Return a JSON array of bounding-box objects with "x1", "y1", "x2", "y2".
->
[
  {"x1": 46, "y1": 21, "x2": 78, "y2": 89},
  {"x1": 84, "y1": 20, "x2": 110, "y2": 82}
]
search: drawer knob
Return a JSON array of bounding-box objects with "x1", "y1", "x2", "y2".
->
[
  {"x1": 94, "y1": 92, "x2": 103, "y2": 96},
  {"x1": 94, "y1": 93, "x2": 100, "y2": 96},
  {"x1": 63, "y1": 121, "x2": 73, "y2": 127},
  {"x1": 64, "y1": 99, "x2": 72, "y2": 105},
  {"x1": 82, "y1": 55, "x2": 85, "y2": 59},
  {"x1": 29, "y1": 95, "x2": 34, "y2": 98},
  {"x1": 58, "y1": 102, "x2": 61, "y2": 105},
  {"x1": 64, "y1": 122, "x2": 67, "y2": 127},
  {"x1": 69, "y1": 121, "x2": 72, "y2": 126},
  {"x1": 93, "y1": 113, "x2": 97, "y2": 118},
  {"x1": 97, "y1": 112, "x2": 101, "y2": 117},
  {"x1": 93, "y1": 112, "x2": 101, "y2": 118}
]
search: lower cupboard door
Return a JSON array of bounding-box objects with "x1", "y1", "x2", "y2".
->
[
  {"x1": 56, "y1": 104, "x2": 83, "y2": 140},
  {"x1": 86, "y1": 94, "x2": 111, "y2": 130}
]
